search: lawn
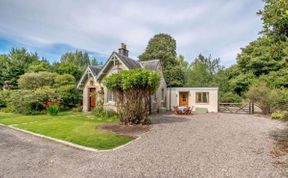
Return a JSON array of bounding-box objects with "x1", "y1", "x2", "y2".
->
[{"x1": 0, "y1": 112, "x2": 133, "y2": 150}]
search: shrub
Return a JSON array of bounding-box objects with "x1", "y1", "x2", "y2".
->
[
  {"x1": 56, "y1": 84, "x2": 81, "y2": 108},
  {"x1": 0, "y1": 90, "x2": 12, "y2": 108},
  {"x1": 16, "y1": 70, "x2": 82, "y2": 109},
  {"x1": 72, "y1": 105, "x2": 82, "y2": 112},
  {"x1": 18, "y1": 72, "x2": 57, "y2": 89},
  {"x1": 246, "y1": 81, "x2": 273, "y2": 114},
  {"x1": 283, "y1": 112, "x2": 288, "y2": 122},
  {"x1": 220, "y1": 92, "x2": 242, "y2": 103},
  {"x1": 7, "y1": 87, "x2": 58, "y2": 114},
  {"x1": 271, "y1": 112, "x2": 284, "y2": 120},
  {"x1": 7, "y1": 90, "x2": 40, "y2": 114},
  {"x1": 105, "y1": 69, "x2": 160, "y2": 125},
  {"x1": 47, "y1": 105, "x2": 59, "y2": 115},
  {"x1": 271, "y1": 89, "x2": 288, "y2": 111},
  {"x1": 52, "y1": 63, "x2": 83, "y2": 81},
  {"x1": 271, "y1": 111, "x2": 288, "y2": 121},
  {"x1": 0, "y1": 107, "x2": 13, "y2": 113},
  {"x1": 93, "y1": 109, "x2": 118, "y2": 119},
  {"x1": 54, "y1": 74, "x2": 76, "y2": 87}
]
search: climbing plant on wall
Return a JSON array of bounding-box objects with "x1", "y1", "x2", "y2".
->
[{"x1": 105, "y1": 69, "x2": 160, "y2": 125}]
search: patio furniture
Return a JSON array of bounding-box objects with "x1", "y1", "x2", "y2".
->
[
  {"x1": 173, "y1": 106, "x2": 183, "y2": 114},
  {"x1": 184, "y1": 106, "x2": 193, "y2": 115},
  {"x1": 178, "y1": 106, "x2": 187, "y2": 112},
  {"x1": 174, "y1": 106, "x2": 193, "y2": 115}
]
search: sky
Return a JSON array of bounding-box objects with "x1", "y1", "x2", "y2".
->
[{"x1": 0, "y1": 0, "x2": 264, "y2": 66}]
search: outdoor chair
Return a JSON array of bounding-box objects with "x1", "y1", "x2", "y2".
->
[
  {"x1": 173, "y1": 106, "x2": 183, "y2": 115},
  {"x1": 184, "y1": 106, "x2": 193, "y2": 115}
]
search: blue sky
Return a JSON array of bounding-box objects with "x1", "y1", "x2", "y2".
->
[{"x1": 0, "y1": 0, "x2": 264, "y2": 66}]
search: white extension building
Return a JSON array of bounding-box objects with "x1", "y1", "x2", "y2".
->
[{"x1": 166, "y1": 87, "x2": 219, "y2": 112}]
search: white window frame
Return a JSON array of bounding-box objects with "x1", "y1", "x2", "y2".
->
[
  {"x1": 111, "y1": 68, "x2": 122, "y2": 74},
  {"x1": 195, "y1": 92, "x2": 209, "y2": 104},
  {"x1": 107, "y1": 90, "x2": 115, "y2": 103}
]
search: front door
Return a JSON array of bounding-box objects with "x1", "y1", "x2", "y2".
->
[
  {"x1": 89, "y1": 88, "x2": 96, "y2": 111},
  {"x1": 179, "y1": 92, "x2": 189, "y2": 106}
]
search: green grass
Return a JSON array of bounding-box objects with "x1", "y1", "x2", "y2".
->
[
  {"x1": 0, "y1": 112, "x2": 133, "y2": 150},
  {"x1": 0, "y1": 112, "x2": 52, "y2": 125}
]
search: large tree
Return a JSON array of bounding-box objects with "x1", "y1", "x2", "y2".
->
[
  {"x1": 232, "y1": 0, "x2": 288, "y2": 95},
  {"x1": 139, "y1": 33, "x2": 185, "y2": 87},
  {"x1": 0, "y1": 48, "x2": 39, "y2": 89},
  {"x1": 185, "y1": 54, "x2": 223, "y2": 87},
  {"x1": 0, "y1": 55, "x2": 6, "y2": 88},
  {"x1": 60, "y1": 50, "x2": 91, "y2": 69},
  {"x1": 258, "y1": 0, "x2": 288, "y2": 38},
  {"x1": 50, "y1": 62, "x2": 83, "y2": 81},
  {"x1": 237, "y1": 36, "x2": 285, "y2": 77}
]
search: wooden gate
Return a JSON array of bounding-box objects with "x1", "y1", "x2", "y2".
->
[{"x1": 219, "y1": 102, "x2": 254, "y2": 114}]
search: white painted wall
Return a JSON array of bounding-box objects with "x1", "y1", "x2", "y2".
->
[{"x1": 166, "y1": 87, "x2": 219, "y2": 112}]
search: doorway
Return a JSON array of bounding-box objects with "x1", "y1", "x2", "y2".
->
[
  {"x1": 179, "y1": 92, "x2": 189, "y2": 106},
  {"x1": 89, "y1": 88, "x2": 96, "y2": 111}
]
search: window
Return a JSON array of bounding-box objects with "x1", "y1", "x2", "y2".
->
[
  {"x1": 161, "y1": 88, "x2": 164, "y2": 101},
  {"x1": 196, "y1": 92, "x2": 209, "y2": 103},
  {"x1": 107, "y1": 90, "x2": 114, "y2": 102},
  {"x1": 111, "y1": 68, "x2": 122, "y2": 74},
  {"x1": 182, "y1": 94, "x2": 187, "y2": 102}
]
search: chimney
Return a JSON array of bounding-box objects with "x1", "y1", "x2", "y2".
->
[{"x1": 118, "y1": 43, "x2": 129, "y2": 57}]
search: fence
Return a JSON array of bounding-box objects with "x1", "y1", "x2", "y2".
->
[{"x1": 219, "y1": 102, "x2": 255, "y2": 114}]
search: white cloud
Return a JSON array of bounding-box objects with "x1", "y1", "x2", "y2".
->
[{"x1": 0, "y1": 0, "x2": 264, "y2": 66}]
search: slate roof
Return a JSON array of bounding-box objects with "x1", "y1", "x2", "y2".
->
[
  {"x1": 88, "y1": 65, "x2": 103, "y2": 76},
  {"x1": 77, "y1": 65, "x2": 102, "y2": 88},
  {"x1": 114, "y1": 52, "x2": 142, "y2": 69},
  {"x1": 77, "y1": 52, "x2": 161, "y2": 89},
  {"x1": 139, "y1": 60, "x2": 160, "y2": 71}
]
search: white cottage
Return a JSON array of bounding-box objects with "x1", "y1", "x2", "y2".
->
[
  {"x1": 166, "y1": 87, "x2": 219, "y2": 112},
  {"x1": 77, "y1": 43, "x2": 167, "y2": 113},
  {"x1": 77, "y1": 43, "x2": 219, "y2": 113}
]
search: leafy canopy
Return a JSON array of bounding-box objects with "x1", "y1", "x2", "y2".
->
[
  {"x1": 258, "y1": 0, "x2": 288, "y2": 38},
  {"x1": 232, "y1": 0, "x2": 288, "y2": 96},
  {"x1": 60, "y1": 50, "x2": 91, "y2": 69},
  {"x1": 185, "y1": 54, "x2": 223, "y2": 87},
  {"x1": 0, "y1": 48, "x2": 39, "y2": 89},
  {"x1": 139, "y1": 33, "x2": 184, "y2": 87},
  {"x1": 18, "y1": 72, "x2": 57, "y2": 90}
]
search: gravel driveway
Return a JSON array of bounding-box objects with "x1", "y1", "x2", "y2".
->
[{"x1": 0, "y1": 113, "x2": 287, "y2": 178}]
